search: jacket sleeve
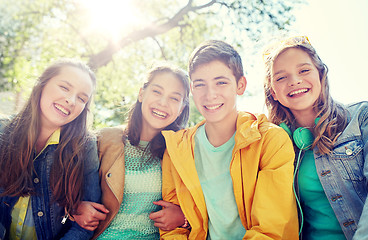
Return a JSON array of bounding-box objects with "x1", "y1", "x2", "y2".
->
[
  {"x1": 160, "y1": 150, "x2": 190, "y2": 240},
  {"x1": 61, "y1": 137, "x2": 101, "y2": 240},
  {"x1": 0, "y1": 222, "x2": 5, "y2": 240},
  {"x1": 244, "y1": 126, "x2": 299, "y2": 240},
  {"x1": 352, "y1": 105, "x2": 368, "y2": 240}
]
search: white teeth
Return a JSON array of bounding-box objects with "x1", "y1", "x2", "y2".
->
[
  {"x1": 205, "y1": 104, "x2": 222, "y2": 110},
  {"x1": 55, "y1": 104, "x2": 70, "y2": 115},
  {"x1": 152, "y1": 109, "x2": 167, "y2": 118},
  {"x1": 289, "y1": 88, "x2": 308, "y2": 96}
]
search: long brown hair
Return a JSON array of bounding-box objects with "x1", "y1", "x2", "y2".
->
[
  {"x1": 263, "y1": 36, "x2": 347, "y2": 154},
  {"x1": 126, "y1": 63, "x2": 190, "y2": 160},
  {"x1": 0, "y1": 59, "x2": 96, "y2": 214}
]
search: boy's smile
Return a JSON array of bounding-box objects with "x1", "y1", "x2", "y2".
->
[
  {"x1": 204, "y1": 103, "x2": 224, "y2": 111},
  {"x1": 190, "y1": 60, "x2": 246, "y2": 127}
]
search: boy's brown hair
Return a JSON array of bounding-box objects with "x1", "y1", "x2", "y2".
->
[{"x1": 188, "y1": 40, "x2": 244, "y2": 83}]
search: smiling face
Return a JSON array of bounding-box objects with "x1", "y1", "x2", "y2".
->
[
  {"x1": 39, "y1": 66, "x2": 93, "y2": 133},
  {"x1": 190, "y1": 60, "x2": 246, "y2": 127},
  {"x1": 138, "y1": 72, "x2": 186, "y2": 140},
  {"x1": 271, "y1": 48, "x2": 321, "y2": 117}
]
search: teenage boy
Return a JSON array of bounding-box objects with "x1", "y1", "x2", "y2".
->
[{"x1": 160, "y1": 40, "x2": 298, "y2": 239}]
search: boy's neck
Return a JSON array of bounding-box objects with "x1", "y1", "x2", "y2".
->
[{"x1": 204, "y1": 113, "x2": 238, "y2": 147}]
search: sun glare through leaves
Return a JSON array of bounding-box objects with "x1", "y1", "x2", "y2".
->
[{"x1": 77, "y1": 0, "x2": 143, "y2": 41}]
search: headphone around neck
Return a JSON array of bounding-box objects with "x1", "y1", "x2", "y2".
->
[
  {"x1": 279, "y1": 117, "x2": 320, "y2": 150},
  {"x1": 279, "y1": 117, "x2": 319, "y2": 236},
  {"x1": 279, "y1": 122, "x2": 314, "y2": 150}
]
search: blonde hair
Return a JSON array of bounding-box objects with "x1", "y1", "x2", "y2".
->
[{"x1": 263, "y1": 36, "x2": 347, "y2": 154}]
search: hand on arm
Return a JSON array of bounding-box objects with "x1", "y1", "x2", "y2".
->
[
  {"x1": 73, "y1": 201, "x2": 109, "y2": 231},
  {"x1": 149, "y1": 200, "x2": 185, "y2": 231}
]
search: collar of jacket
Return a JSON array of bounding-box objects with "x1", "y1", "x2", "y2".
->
[
  {"x1": 161, "y1": 111, "x2": 266, "y2": 218},
  {"x1": 163, "y1": 111, "x2": 265, "y2": 156}
]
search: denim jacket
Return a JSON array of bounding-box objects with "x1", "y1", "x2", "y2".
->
[
  {"x1": 0, "y1": 136, "x2": 101, "y2": 240},
  {"x1": 295, "y1": 101, "x2": 368, "y2": 240}
]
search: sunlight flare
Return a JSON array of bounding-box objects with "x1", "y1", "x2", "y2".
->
[{"x1": 78, "y1": 0, "x2": 142, "y2": 40}]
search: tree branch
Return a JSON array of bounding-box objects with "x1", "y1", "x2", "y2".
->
[{"x1": 88, "y1": 0, "x2": 217, "y2": 69}]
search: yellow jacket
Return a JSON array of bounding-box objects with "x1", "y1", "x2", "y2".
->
[{"x1": 160, "y1": 112, "x2": 299, "y2": 239}]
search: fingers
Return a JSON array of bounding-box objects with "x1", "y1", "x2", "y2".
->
[
  {"x1": 153, "y1": 222, "x2": 170, "y2": 231},
  {"x1": 74, "y1": 215, "x2": 99, "y2": 230},
  {"x1": 90, "y1": 202, "x2": 109, "y2": 214},
  {"x1": 81, "y1": 222, "x2": 99, "y2": 231},
  {"x1": 149, "y1": 209, "x2": 163, "y2": 220},
  {"x1": 153, "y1": 200, "x2": 175, "y2": 208},
  {"x1": 91, "y1": 210, "x2": 107, "y2": 221}
]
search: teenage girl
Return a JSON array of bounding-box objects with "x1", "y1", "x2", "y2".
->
[
  {"x1": 75, "y1": 63, "x2": 190, "y2": 239},
  {"x1": 0, "y1": 59, "x2": 100, "y2": 239},
  {"x1": 263, "y1": 36, "x2": 368, "y2": 240}
]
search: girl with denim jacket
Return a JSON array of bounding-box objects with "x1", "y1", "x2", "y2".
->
[
  {"x1": 73, "y1": 63, "x2": 191, "y2": 239},
  {"x1": 263, "y1": 36, "x2": 368, "y2": 240},
  {"x1": 0, "y1": 59, "x2": 101, "y2": 240}
]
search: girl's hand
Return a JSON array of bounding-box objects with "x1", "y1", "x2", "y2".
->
[
  {"x1": 149, "y1": 200, "x2": 185, "y2": 231},
  {"x1": 73, "y1": 201, "x2": 109, "y2": 231}
]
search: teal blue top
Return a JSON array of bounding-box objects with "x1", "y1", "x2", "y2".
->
[
  {"x1": 194, "y1": 125, "x2": 246, "y2": 240},
  {"x1": 298, "y1": 150, "x2": 345, "y2": 239},
  {"x1": 98, "y1": 141, "x2": 162, "y2": 240}
]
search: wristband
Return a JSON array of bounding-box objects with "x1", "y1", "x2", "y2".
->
[{"x1": 180, "y1": 216, "x2": 191, "y2": 229}]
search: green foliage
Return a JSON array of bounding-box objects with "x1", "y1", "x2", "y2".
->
[{"x1": 0, "y1": 0, "x2": 304, "y2": 125}]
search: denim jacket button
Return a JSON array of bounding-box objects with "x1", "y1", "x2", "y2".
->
[
  {"x1": 37, "y1": 211, "x2": 44, "y2": 217},
  {"x1": 33, "y1": 178, "x2": 39, "y2": 184},
  {"x1": 345, "y1": 149, "x2": 353, "y2": 155}
]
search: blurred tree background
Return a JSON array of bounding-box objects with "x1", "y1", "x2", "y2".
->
[{"x1": 0, "y1": 0, "x2": 303, "y2": 128}]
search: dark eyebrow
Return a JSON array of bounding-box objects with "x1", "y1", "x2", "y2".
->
[
  {"x1": 173, "y1": 92, "x2": 184, "y2": 97},
  {"x1": 151, "y1": 83, "x2": 164, "y2": 89},
  {"x1": 273, "y1": 70, "x2": 285, "y2": 77},
  {"x1": 192, "y1": 76, "x2": 230, "y2": 83},
  {"x1": 151, "y1": 83, "x2": 183, "y2": 97},
  {"x1": 192, "y1": 79, "x2": 204, "y2": 84},
  {"x1": 214, "y1": 76, "x2": 231, "y2": 81},
  {"x1": 61, "y1": 80, "x2": 73, "y2": 87},
  {"x1": 297, "y1": 63, "x2": 313, "y2": 68},
  {"x1": 273, "y1": 63, "x2": 313, "y2": 77}
]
